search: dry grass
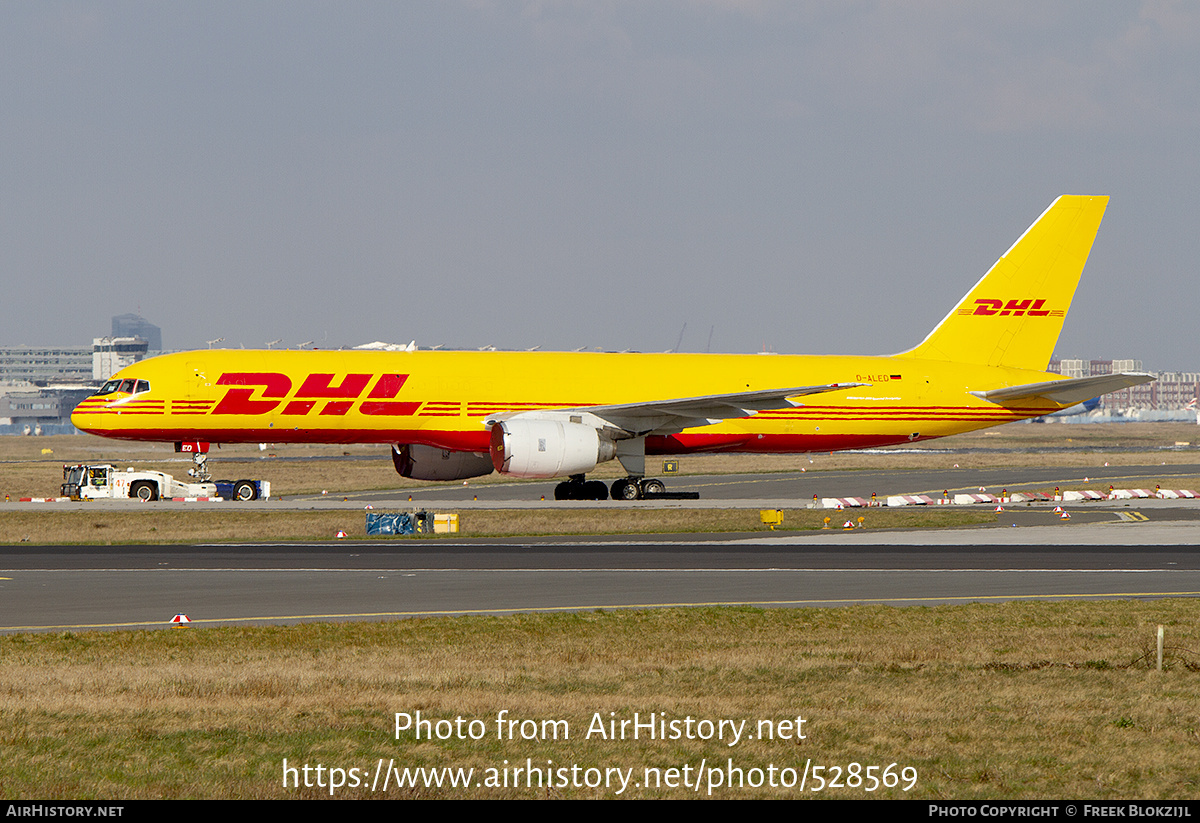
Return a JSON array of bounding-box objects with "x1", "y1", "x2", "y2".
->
[
  {"x1": 0, "y1": 507, "x2": 995, "y2": 545},
  {"x1": 1, "y1": 601, "x2": 1197, "y2": 798}
]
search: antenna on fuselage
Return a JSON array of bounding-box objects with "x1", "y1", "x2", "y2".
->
[{"x1": 672, "y1": 322, "x2": 687, "y2": 353}]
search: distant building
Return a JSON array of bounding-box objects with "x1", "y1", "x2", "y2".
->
[
  {"x1": 0, "y1": 346, "x2": 94, "y2": 385},
  {"x1": 112, "y1": 313, "x2": 161, "y2": 352},
  {"x1": 93, "y1": 337, "x2": 149, "y2": 381},
  {"x1": 0, "y1": 337, "x2": 153, "y2": 387},
  {"x1": 0, "y1": 387, "x2": 95, "y2": 434},
  {"x1": 1047, "y1": 358, "x2": 1144, "y2": 378}
]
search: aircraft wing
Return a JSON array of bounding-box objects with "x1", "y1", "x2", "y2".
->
[
  {"x1": 970, "y1": 372, "x2": 1156, "y2": 407},
  {"x1": 486, "y1": 383, "x2": 867, "y2": 436}
]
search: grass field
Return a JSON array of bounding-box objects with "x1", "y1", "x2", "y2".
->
[{"x1": 1, "y1": 601, "x2": 1197, "y2": 799}]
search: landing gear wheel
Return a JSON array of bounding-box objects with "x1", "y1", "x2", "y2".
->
[
  {"x1": 129, "y1": 480, "x2": 158, "y2": 502},
  {"x1": 641, "y1": 478, "x2": 666, "y2": 496},
  {"x1": 554, "y1": 478, "x2": 609, "y2": 501},
  {"x1": 233, "y1": 480, "x2": 257, "y2": 501},
  {"x1": 611, "y1": 478, "x2": 641, "y2": 501}
]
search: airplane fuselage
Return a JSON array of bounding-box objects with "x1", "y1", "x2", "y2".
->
[{"x1": 72, "y1": 348, "x2": 1059, "y2": 453}]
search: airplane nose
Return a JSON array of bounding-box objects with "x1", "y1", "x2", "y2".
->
[{"x1": 70, "y1": 396, "x2": 106, "y2": 434}]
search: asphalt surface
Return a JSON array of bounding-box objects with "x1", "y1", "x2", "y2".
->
[{"x1": 3, "y1": 523, "x2": 1200, "y2": 632}]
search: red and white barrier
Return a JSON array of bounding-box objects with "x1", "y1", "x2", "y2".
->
[
  {"x1": 1108, "y1": 489, "x2": 1154, "y2": 500},
  {"x1": 953, "y1": 493, "x2": 1000, "y2": 505},
  {"x1": 1009, "y1": 492, "x2": 1052, "y2": 503},
  {"x1": 885, "y1": 494, "x2": 936, "y2": 507},
  {"x1": 820, "y1": 497, "x2": 872, "y2": 509}
]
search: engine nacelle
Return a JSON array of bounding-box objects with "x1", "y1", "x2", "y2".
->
[
  {"x1": 392, "y1": 444, "x2": 494, "y2": 481},
  {"x1": 489, "y1": 418, "x2": 617, "y2": 478}
]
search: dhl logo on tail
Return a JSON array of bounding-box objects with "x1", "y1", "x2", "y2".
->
[{"x1": 961, "y1": 299, "x2": 1064, "y2": 317}]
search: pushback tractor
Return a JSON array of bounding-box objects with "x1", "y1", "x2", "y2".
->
[{"x1": 61, "y1": 463, "x2": 269, "y2": 501}]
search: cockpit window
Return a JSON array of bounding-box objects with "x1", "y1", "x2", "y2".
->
[{"x1": 94, "y1": 378, "x2": 150, "y2": 396}]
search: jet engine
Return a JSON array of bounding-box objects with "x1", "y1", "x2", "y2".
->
[
  {"x1": 489, "y1": 418, "x2": 617, "y2": 478},
  {"x1": 392, "y1": 444, "x2": 494, "y2": 481}
]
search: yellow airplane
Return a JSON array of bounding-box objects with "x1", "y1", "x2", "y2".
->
[{"x1": 73, "y1": 195, "x2": 1152, "y2": 500}]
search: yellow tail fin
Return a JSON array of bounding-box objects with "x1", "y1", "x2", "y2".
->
[{"x1": 898, "y1": 195, "x2": 1109, "y2": 371}]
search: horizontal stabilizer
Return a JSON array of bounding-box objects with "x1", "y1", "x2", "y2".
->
[{"x1": 970, "y1": 372, "x2": 1155, "y2": 407}]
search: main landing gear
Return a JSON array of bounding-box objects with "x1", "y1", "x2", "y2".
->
[
  {"x1": 551, "y1": 439, "x2": 681, "y2": 500},
  {"x1": 553, "y1": 475, "x2": 670, "y2": 501},
  {"x1": 609, "y1": 477, "x2": 665, "y2": 501},
  {"x1": 554, "y1": 474, "x2": 609, "y2": 501}
]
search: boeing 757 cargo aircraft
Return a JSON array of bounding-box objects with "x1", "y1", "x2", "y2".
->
[{"x1": 73, "y1": 195, "x2": 1153, "y2": 500}]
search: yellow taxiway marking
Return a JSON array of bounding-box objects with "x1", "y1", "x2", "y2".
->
[{"x1": 5, "y1": 591, "x2": 1200, "y2": 632}]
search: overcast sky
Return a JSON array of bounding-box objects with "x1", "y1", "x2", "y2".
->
[{"x1": 2, "y1": 2, "x2": 1197, "y2": 369}]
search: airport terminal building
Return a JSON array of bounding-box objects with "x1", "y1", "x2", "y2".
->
[{"x1": 0, "y1": 315, "x2": 158, "y2": 434}]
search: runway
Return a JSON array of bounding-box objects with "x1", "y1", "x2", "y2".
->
[{"x1": 3, "y1": 522, "x2": 1200, "y2": 632}]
